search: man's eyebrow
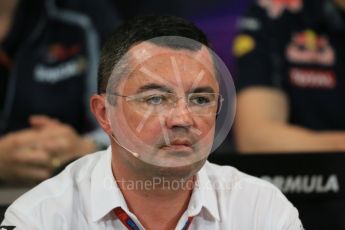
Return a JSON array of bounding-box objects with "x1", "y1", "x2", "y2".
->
[
  {"x1": 190, "y1": 86, "x2": 215, "y2": 93},
  {"x1": 136, "y1": 83, "x2": 173, "y2": 94}
]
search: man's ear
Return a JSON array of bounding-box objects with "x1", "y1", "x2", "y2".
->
[{"x1": 90, "y1": 94, "x2": 112, "y2": 135}]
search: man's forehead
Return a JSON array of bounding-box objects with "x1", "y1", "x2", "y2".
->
[
  {"x1": 128, "y1": 41, "x2": 214, "y2": 70},
  {"x1": 109, "y1": 41, "x2": 219, "y2": 95},
  {"x1": 124, "y1": 42, "x2": 217, "y2": 90}
]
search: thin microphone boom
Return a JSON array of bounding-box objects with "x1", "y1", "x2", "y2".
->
[{"x1": 110, "y1": 133, "x2": 140, "y2": 158}]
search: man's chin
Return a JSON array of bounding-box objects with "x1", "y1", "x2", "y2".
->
[
  {"x1": 151, "y1": 148, "x2": 200, "y2": 167},
  {"x1": 134, "y1": 147, "x2": 209, "y2": 178},
  {"x1": 148, "y1": 157, "x2": 207, "y2": 179}
]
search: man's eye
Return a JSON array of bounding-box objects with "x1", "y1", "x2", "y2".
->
[
  {"x1": 145, "y1": 95, "x2": 165, "y2": 105},
  {"x1": 190, "y1": 96, "x2": 210, "y2": 105}
]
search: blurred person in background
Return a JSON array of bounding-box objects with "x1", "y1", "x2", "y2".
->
[
  {"x1": 0, "y1": 0, "x2": 120, "y2": 185},
  {"x1": 233, "y1": 0, "x2": 345, "y2": 153}
]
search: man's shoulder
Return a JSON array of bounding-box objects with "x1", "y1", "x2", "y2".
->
[
  {"x1": 204, "y1": 161, "x2": 279, "y2": 191},
  {"x1": 7, "y1": 150, "x2": 107, "y2": 215},
  {"x1": 204, "y1": 162, "x2": 302, "y2": 228},
  {"x1": 203, "y1": 161, "x2": 292, "y2": 208}
]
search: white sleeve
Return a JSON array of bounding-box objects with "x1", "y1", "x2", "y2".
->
[
  {"x1": 1, "y1": 206, "x2": 39, "y2": 230},
  {"x1": 287, "y1": 218, "x2": 304, "y2": 230},
  {"x1": 271, "y1": 190, "x2": 304, "y2": 230}
]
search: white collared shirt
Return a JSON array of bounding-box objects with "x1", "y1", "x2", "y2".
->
[{"x1": 1, "y1": 148, "x2": 303, "y2": 229}]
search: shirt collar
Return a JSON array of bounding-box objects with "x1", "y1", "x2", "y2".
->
[
  {"x1": 186, "y1": 161, "x2": 220, "y2": 221},
  {"x1": 90, "y1": 147, "x2": 129, "y2": 222},
  {"x1": 90, "y1": 150, "x2": 220, "y2": 222}
]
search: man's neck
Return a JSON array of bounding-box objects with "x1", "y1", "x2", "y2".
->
[
  {"x1": 120, "y1": 176, "x2": 194, "y2": 230},
  {"x1": 112, "y1": 152, "x2": 196, "y2": 230}
]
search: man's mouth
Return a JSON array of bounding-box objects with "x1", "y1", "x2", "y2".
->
[{"x1": 161, "y1": 139, "x2": 193, "y2": 152}]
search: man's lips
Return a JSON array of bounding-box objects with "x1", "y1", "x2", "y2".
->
[
  {"x1": 161, "y1": 140, "x2": 193, "y2": 152},
  {"x1": 170, "y1": 139, "x2": 192, "y2": 146}
]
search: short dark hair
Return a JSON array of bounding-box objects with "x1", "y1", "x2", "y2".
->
[{"x1": 97, "y1": 15, "x2": 210, "y2": 94}]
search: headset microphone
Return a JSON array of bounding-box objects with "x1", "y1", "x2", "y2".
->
[
  {"x1": 106, "y1": 102, "x2": 140, "y2": 158},
  {"x1": 110, "y1": 133, "x2": 140, "y2": 158}
]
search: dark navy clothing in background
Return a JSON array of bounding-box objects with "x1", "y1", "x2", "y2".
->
[
  {"x1": 234, "y1": 0, "x2": 345, "y2": 131},
  {"x1": 0, "y1": 0, "x2": 120, "y2": 136}
]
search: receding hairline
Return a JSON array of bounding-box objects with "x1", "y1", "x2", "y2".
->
[
  {"x1": 105, "y1": 40, "x2": 218, "y2": 94},
  {"x1": 97, "y1": 15, "x2": 211, "y2": 94}
]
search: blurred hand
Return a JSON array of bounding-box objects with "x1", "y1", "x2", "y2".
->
[
  {"x1": 0, "y1": 115, "x2": 96, "y2": 185},
  {"x1": 30, "y1": 115, "x2": 96, "y2": 166},
  {"x1": 0, "y1": 129, "x2": 53, "y2": 185}
]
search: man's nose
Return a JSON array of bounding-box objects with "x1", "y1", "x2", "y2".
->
[{"x1": 165, "y1": 99, "x2": 194, "y2": 129}]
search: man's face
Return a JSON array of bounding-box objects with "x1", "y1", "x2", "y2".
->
[{"x1": 107, "y1": 42, "x2": 219, "y2": 176}]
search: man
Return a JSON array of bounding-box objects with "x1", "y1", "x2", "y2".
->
[
  {"x1": 233, "y1": 0, "x2": 345, "y2": 153},
  {"x1": 1, "y1": 16, "x2": 302, "y2": 229},
  {"x1": 0, "y1": 0, "x2": 120, "y2": 184}
]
